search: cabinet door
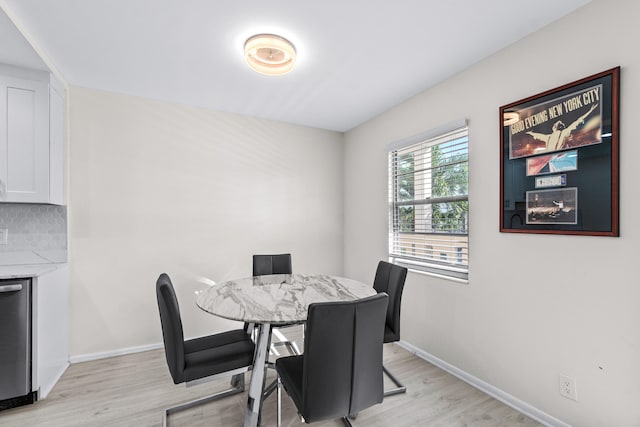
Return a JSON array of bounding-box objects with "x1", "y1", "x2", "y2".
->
[
  {"x1": 0, "y1": 75, "x2": 49, "y2": 203},
  {"x1": 33, "y1": 265, "x2": 69, "y2": 399}
]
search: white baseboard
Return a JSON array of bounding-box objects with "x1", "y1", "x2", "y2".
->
[
  {"x1": 397, "y1": 340, "x2": 571, "y2": 427},
  {"x1": 70, "y1": 342, "x2": 164, "y2": 364}
]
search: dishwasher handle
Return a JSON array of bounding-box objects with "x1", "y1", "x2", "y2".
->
[{"x1": 0, "y1": 284, "x2": 23, "y2": 293}]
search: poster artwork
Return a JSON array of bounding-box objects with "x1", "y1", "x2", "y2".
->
[
  {"x1": 508, "y1": 84, "x2": 603, "y2": 159},
  {"x1": 526, "y1": 188, "x2": 578, "y2": 225},
  {"x1": 526, "y1": 150, "x2": 578, "y2": 176}
]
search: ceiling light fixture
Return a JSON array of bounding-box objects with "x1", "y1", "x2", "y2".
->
[{"x1": 244, "y1": 34, "x2": 296, "y2": 76}]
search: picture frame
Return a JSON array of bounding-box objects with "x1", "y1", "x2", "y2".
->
[{"x1": 500, "y1": 67, "x2": 619, "y2": 236}]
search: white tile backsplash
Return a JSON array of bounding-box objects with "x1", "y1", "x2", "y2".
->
[{"x1": 0, "y1": 204, "x2": 67, "y2": 253}]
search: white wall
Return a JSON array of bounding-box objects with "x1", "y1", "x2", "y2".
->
[
  {"x1": 344, "y1": 0, "x2": 639, "y2": 426},
  {"x1": 68, "y1": 87, "x2": 344, "y2": 357}
]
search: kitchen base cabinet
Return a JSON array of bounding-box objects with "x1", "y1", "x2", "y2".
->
[{"x1": 32, "y1": 264, "x2": 69, "y2": 399}]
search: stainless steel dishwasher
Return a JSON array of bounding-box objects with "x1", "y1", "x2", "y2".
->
[{"x1": 0, "y1": 278, "x2": 36, "y2": 410}]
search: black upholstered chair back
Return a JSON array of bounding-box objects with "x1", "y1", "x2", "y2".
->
[
  {"x1": 249, "y1": 254, "x2": 294, "y2": 334},
  {"x1": 302, "y1": 293, "x2": 388, "y2": 421},
  {"x1": 156, "y1": 273, "x2": 186, "y2": 384},
  {"x1": 373, "y1": 261, "x2": 407, "y2": 343},
  {"x1": 253, "y1": 253, "x2": 292, "y2": 276}
]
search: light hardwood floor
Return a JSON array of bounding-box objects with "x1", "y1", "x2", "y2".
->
[{"x1": 0, "y1": 327, "x2": 543, "y2": 426}]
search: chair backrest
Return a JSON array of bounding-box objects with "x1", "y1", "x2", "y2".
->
[
  {"x1": 252, "y1": 253, "x2": 292, "y2": 276},
  {"x1": 373, "y1": 261, "x2": 407, "y2": 342},
  {"x1": 302, "y1": 293, "x2": 388, "y2": 422},
  {"x1": 156, "y1": 273, "x2": 186, "y2": 384}
]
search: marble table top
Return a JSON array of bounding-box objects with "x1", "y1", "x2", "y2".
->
[{"x1": 195, "y1": 273, "x2": 376, "y2": 324}]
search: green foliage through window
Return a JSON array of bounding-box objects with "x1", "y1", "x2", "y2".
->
[{"x1": 431, "y1": 139, "x2": 468, "y2": 233}]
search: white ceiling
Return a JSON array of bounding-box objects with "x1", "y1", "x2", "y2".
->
[
  {"x1": 0, "y1": 7, "x2": 47, "y2": 70},
  {"x1": 1, "y1": 0, "x2": 591, "y2": 132}
]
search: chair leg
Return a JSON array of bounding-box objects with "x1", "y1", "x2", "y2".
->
[
  {"x1": 290, "y1": 340, "x2": 301, "y2": 355},
  {"x1": 263, "y1": 378, "x2": 278, "y2": 400},
  {"x1": 230, "y1": 372, "x2": 245, "y2": 389},
  {"x1": 341, "y1": 417, "x2": 354, "y2": 426},
  {"x1": 276, "y1": 376, "x2": 282, "y2": 427},
  {"x1": 383, "y1": 365, "x2": 407, "y2": 397},
  {"x1": 163, "y1": 375, "x2": 245, "y2": 427},
  {"x1": 271, "y1": 328, "x2": 301, "y2": 356}
]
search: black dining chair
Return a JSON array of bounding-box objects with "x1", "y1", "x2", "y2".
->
[
  {"x1": 373, "y1": 260, "x2": 408, "y2": 396},
  {"x1": 252, "y1": 253, "x2": 300, "y2": 356},
  {"x1": 275, "y1": 293, "x2": 388, "y2": 426},
  {"x1": 253, "y1": 253, "x2": 292, "y2": 277},
  {"x1": 156, "y1": 273, "x2": 255, "y2": 426}
]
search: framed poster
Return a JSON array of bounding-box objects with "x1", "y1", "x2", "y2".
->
[{"x1": 500, "y1": 67, "x2": 619, "y2": 236}]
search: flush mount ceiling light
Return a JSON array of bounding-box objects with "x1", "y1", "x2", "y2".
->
[{"x1": 244, "y1": 34, "x2": 296, "y2": 76}]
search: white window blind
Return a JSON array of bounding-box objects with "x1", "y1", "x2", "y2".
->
[{"x1": 388, "y1": 123, "x2": 469, "y2": 280}]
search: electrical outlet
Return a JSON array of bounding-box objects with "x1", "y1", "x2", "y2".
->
[
  {"x1": 0, "y1": 228, "x2": 7, "y2": 245},
  {"x1": 559, "y1": 374, "x2": 578, "y2": 401}
]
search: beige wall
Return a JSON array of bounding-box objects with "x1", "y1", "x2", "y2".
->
[
  {"x1": 68, "y1": 87, "x2": 344, "y2": 357},
  {"x1": 344, "y1": 0, "x2": 639, "y2": 425}
]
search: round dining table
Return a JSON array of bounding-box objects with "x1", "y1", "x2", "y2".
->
[{"x1": 195, "y1": 273, "x2": 376, "y2": 427}]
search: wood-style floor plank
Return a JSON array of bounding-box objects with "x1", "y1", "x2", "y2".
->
[{"x1": 0, "y1": 326, "x2": 543, "y2": 426}]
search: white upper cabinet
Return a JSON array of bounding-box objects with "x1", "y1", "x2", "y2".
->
[{"x1": 0, "y1": 64, "x2": 65, "y2": 205}]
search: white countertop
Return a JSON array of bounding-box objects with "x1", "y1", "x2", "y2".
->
[
  {"x1": 0, "y1": 250, "x2": 68, "y2": 279},
  {"x1": 0, "y1": 263, "x2": 65, "y2": 279}
]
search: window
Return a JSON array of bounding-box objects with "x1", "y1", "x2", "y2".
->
[{"x1": 388, "y1": 121, "x2": 469, "y2": 280}]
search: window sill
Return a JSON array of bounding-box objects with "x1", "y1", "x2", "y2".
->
[{"x1": 405, "y1": 266, "x2": 469, "y2": 285}]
